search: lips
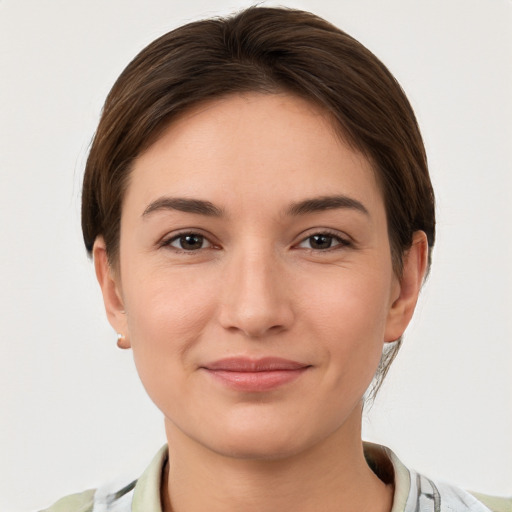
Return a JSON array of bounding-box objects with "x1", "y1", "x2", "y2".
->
[{"x1": 201, "y1": 357, "x2": 310, "y2": 392}]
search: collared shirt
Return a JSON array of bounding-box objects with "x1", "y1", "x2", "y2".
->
[{"x1": 40, "y1": 444, "x2": 511, "y2": 512}]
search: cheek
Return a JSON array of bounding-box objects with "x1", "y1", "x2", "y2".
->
[
  {"x1": 125, "y1": 262, "x2": 218, "y2": 333},
  {"x1": 304, "y1": 265, "x2": 392, "y2": 336},
  {"x1": 302, "y1": 267, "x2": 392, "y2": 381},
  {"x1": 122, "y1": 268, "x2": 218, "y2": 389}
]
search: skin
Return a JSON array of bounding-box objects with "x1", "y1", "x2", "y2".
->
[{"x1": 94, "y1": 93, "x2": 428, "y2": 512}]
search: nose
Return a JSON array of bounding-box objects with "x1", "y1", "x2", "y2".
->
[{"x1": 218, "y1": 244, "x2": 294, "y2": 338}]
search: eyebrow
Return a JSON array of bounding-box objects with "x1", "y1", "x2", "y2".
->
[
  {"x1": 141, "y1": 194, "x2": 369, "y2": 219},
  {"x1": 285, "y1": 195, "x2": 369, "y2": 217},
  {"x1": 142, "y1": 197, "x2": 224, "y2": 218}
]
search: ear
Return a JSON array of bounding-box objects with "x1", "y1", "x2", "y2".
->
[
  {"x1": 93, "y1": 237, "x2": 130, "y2": 349},
  {"x1": 384, "y1": 231, "x2": 429, "y2": 343}
]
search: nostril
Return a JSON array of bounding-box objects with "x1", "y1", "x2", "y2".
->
[
  {"x1": 218, "y1": 301, "x2": 293, "y2": 338},
  {"x1": 217, "y1": 257, "x2": 294, "y2": 336}
]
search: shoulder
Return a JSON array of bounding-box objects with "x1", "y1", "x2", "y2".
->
[
  {"x1": 405, "y1": 464, "x2": 511, "y2": 512},
  {"x1": 38, "y1": 488, "x2": 95, "y2": 512},
  {"x1": 407, "y1": 468, "x2": 511, "y2": 512},
  {"x1": 39, "y1": 480, "x2": 137, "y2": 512},
  {"x1": 469, "y1": 492, "x2": 512, "y2": 512},
  {"x1": 38, "y1": 445, "x2": 167, "y2": 512},
  {"x1": 364, "y1": 442, "x2": 511, "y2": 512}
]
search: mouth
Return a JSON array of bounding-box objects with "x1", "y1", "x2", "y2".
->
[{"x1": 200, "y1": 357, "x2": 311, "y2": 392}]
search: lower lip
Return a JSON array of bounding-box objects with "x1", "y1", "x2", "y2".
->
[{"x1": 203, "y1": 368, "x2": 309, "y2": 392}]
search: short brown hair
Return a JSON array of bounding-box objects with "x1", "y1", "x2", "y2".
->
[{"x1": 81, "y1": 6, "x2": 435, "y2": 394}]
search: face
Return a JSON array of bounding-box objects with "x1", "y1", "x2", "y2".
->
[{"x1": 96, "y1": 93, "x2": 425, "y2": 460}]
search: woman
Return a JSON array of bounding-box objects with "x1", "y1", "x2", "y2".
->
[{"x1": 41, "y1": 6, "x2": 509, "y2": 512}]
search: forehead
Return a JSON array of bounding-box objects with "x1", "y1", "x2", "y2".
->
[{"x1": 125, "y1": 92, "x2": 384, "y2": 218}]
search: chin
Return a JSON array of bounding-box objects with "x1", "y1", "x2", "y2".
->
[
  {"x1": 193, "y1": 410, "x2": 337, "y2": 462},
  {"x1": 208, "y1": 430, "x2": 309, "y2": 461}
]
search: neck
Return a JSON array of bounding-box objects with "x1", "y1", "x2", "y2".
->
[{"x1": 161, "y1": 406, "x2": 393, "y2": 512}]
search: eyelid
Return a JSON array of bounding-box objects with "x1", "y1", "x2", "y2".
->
[
  {"x1": 159, "y1": 229, "x2": 218, "y2": 252},
  {"x1": 294, "y1": 229, "x2": 352, "y2": 250},
  {"x1": 158, "y1": 228, "x2": 352, "y2": 253}
]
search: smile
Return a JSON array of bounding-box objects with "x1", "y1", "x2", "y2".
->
[{"x1": 201, "y1": 357, "x2": 311, "y2": 392}]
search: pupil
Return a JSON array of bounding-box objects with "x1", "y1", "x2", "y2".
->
[
  {"x1": 181, "y1": 235, "x2": 203, "y2": 250},
  {"x1": 311, "y1": 234, "x2": 332, "y2": 249}
]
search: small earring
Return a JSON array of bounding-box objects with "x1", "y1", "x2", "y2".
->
[{"x1": 116, "y1": 333, "x2": 129, "y2": 349}]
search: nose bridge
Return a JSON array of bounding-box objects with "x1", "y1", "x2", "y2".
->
[{"x1": 219, "y1": 238, "x2": 293, "y2": 337}]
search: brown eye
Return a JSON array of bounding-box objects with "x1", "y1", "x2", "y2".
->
[
  {"x1": 168, "y1": 233, "x2": 211, "y2": 251},
  {"x1": 309, "y1": 234, "x2": 334, "y2": 249},
  {"x1": 297, "y1": 233, "x2": 348, "y2": 251}
]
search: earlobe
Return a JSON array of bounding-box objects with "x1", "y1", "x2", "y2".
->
[
  {"x1": 93, "y1": 238, "x2": 130, "y2": 348},
  {"x1": 384, "y1": 231, "x2": 429, "y2": 343},
  {"x1": 116, "y1": 333, "x2": 130, "y2": 349}
]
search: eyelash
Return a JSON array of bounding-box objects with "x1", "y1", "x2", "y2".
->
[
  {"x1": 161, "y1": 230, "x2": 351, "y2": 254},
  {"x1": 161, "y1": 232, "x2": 215, "y2": 254},
  {"x1": 296, "y1": 230, "x2": 352, "y2": 252}
]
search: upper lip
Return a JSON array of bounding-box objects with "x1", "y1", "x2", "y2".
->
[{"x1": 202, "y1": 357, "x2": 310, "y2": 372}]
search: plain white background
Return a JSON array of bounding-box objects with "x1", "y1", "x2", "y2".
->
[{"x1": 1, "y1": 0, "x2": 511, "y2": 510}]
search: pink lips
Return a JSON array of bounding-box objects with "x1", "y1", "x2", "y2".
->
[{"x1": 201, "y1": 357, "x2": 310, "y2": 392}]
